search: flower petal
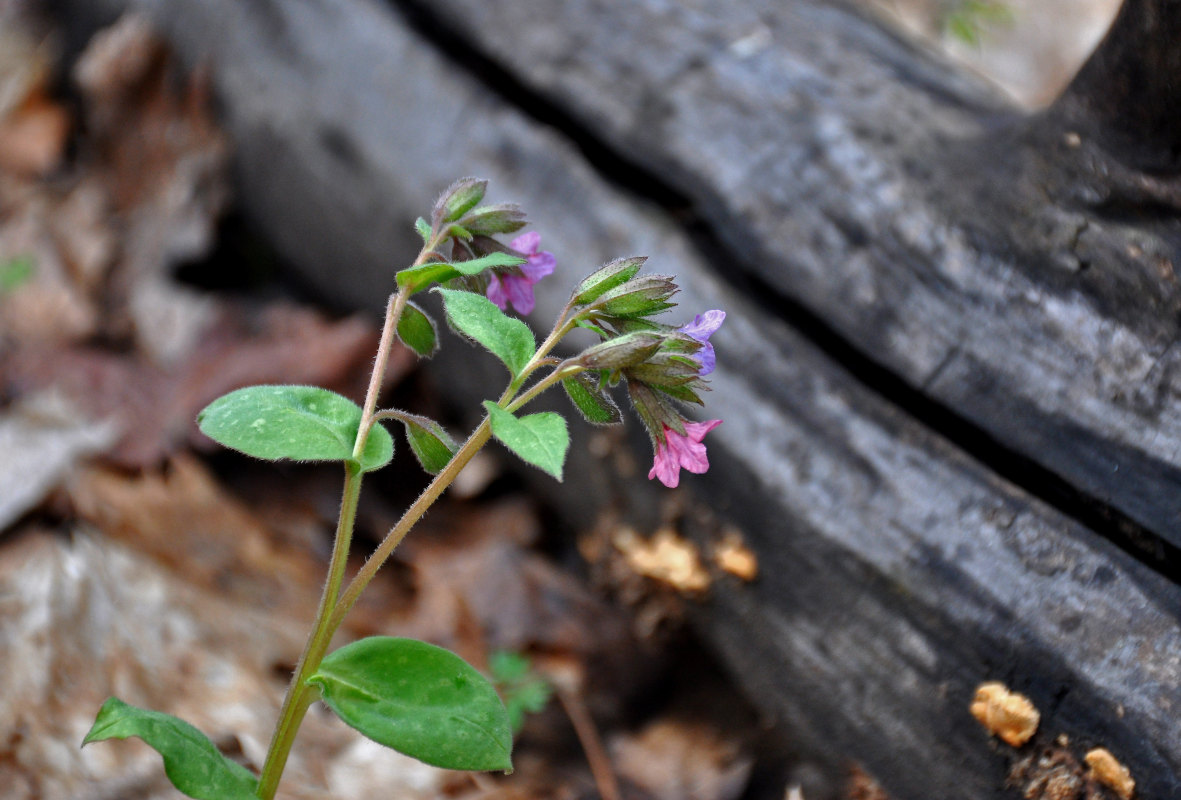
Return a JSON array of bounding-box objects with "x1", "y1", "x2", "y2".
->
[
  {"x1": 504, "y1": 275, "x2": 537, "y2": 315},
  {"x1": 520, "y1": 250, "x2": 556, "y2": 282},
  {"x1": 485, "y1": 274, "x2": 510, "y2": 310},
  {"x1": 680, "y1": 310, "x2": 726, "y2": 342},
  {"x1": 509, "y1": 231, "x2": 541, "y2": 255},
  {"x1": 648, "y1": 441, "x2": 682, "y2": 488},
  {"x1": 683, "y1": 419, "x2": 723, "y2": 441}
]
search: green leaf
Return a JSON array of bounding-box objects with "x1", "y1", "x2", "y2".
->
[
  {"x1": 83, "y1": 697, "x2": 258, "y2": 800},
  {"x1": 308, "y1": 637, "x2": 513, "y2": 772},
  {"x1": 488, "y1": 651, "x2": 552, "y2": 734},
  {"x1": 397, "y1": 301, "x2": 439, "y2": 357},
  {"x1": 450, "y1": 252, "x2": 526, "y2": 275},
  {"x1": 396, "y1": 252, "x2": 526, "y2": 295},
  {"x1": 483, "y1": 402, "x2": 569, "y2": 481},
  {"x1": 435, "y1": 177, "x2": 487, "y2": 223},
  {"x1": 436, "y1": 289, "x2": 535, "y2": 377},
  {"x1": 414, "y1": 217, "x2": 432, "y2": 243},
  {"x1": 0, "y1": 255, "x2": 34, "y2": 293},
  {"x1": 399, "y1": 414, "x2": 458, "y2": 474},
  {"x1": 197, "y1": 385, "x2": 393, "y2": 473},
  {"x1": 562, "y1": 373, "x2": 622, "y2": 425}
]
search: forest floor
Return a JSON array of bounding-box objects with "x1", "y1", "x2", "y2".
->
[
  {"x1": 0, "y1": 8, "x2": 880, "y2": 800},
  {"x1": 0, "y1": 2, "x2": 1120, "y2": 798}
]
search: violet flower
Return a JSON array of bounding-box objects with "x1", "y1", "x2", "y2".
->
[
  {"x1": 648, "y1": 418, "x2": 723, "y2": 488},
  {"x1": 486, "y1": 231, "x2": 556, "y2": 315},
  {"x1": 679, "y1": 309, "x2": 725, "y2": 375}
]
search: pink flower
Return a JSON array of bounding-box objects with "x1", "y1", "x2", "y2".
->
[
  {"x1": 648, "y1": 419, "x2": 723, "y2": 488},
  {"x1": 486, "y1": 231, "x2": 556, "y2": 314},
  {"x1": 678, "y1": 309, "x2": 725, "y2": 375}
]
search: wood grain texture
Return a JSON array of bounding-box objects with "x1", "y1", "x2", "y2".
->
[
  {"x1": 52, "y1": 0, "x2": 1181, "y2": 796},
  {"x1": 413, "y1": 0, "x2": 1181, "y2": 548}
]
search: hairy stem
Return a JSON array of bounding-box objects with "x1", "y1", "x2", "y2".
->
[
  {"x1": 329, "y1": 416, "x2": 493, "y2": 631},
  {"x1": 256, "y1": 464, "x2": 363, "y2": 799}
]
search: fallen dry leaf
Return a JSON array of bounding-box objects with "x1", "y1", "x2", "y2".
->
[
  {"x1": 1084, "y1": 748, "x2": 1134, "y2": 800},
  {"x1": 1, "y1": 300, "x2": 400, "y2": 467},
  {"x1": 0, "y1": 531, "x2": 464, "y2": 800},
  {"x1": 610, "y1": 718, "x2": 752, "y2": 800},
  {"x1": 0, "y1": 23, "x2": 66, "y2": 176},
  {"x1": 65, "y1": 454, "x2": 327, "y2": 618},
  {"x1": 970, "y1": 681, "x2": 1040, "y2": 747},
  {"x1": 0, "y1": 87, "x2": 69, "y2": 176},
  {"x1": 0, "y1": 391, "x2": 116, "y2": 531}
]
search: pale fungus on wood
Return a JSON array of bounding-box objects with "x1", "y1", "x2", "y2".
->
[
  {"x1": 969, "y1": 682, "x2": 1040, "y2": 747},
  {"x1": 712, "y1": 528, "x2": 758, "y2": 582},
  {"x1": 1085, "y1": 747, "x2": 1134, "y2": 800},
  {"x1": 614, "y1": 527, "x2": 712, "y2": 594}
]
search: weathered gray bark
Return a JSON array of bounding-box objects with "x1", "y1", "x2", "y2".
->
[
  {"x1": 413, "y1": 0, "x2": 1181, "y2": 551},
  {"x1": 53, "y1": 0, "x2": 1181, "y2": 798}
]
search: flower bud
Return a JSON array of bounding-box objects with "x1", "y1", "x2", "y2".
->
[
  {"x1": 434, "y1": 177, "x2": 487, "y2": 223},
  {"x1": 578, "y1": 332, "x2": 663, "y2": 370},
  {"x1": 625, "y1": 352, "x2": 703, "y2": 387},
  {"x1": 591, "y1": 275, "x2": 678, "y2": 318},
  {"x1": 460, "y1": 203, "x2": 528, "y2": 236},
  {"x1": 573, "y1": 257, "x2": 646, "y2": 305}
]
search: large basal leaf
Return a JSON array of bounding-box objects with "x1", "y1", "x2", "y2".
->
[
  {"x1": 435, "y1": 288, "x2": 535, "y2": 378},
  {"x1": 483, "y1": 402, "x2": 569, "y2": 481},
  {"x1": 197, "y1": 385, "x2": 393, "y2": 473},
  {"x1": 308, "y1": 637, "x2": 513, "y2": 772},
  {"x1": 82, "y1": 697, "x2": 258, "y2": 800}
]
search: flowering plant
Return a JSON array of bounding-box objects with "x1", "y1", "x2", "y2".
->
[{"x1": 82, "y1": 178, "x2": 724, "y2": 798}]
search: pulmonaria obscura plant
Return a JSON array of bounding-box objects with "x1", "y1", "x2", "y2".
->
[{"x1": 82, "y1": 178, "x2": 725, "y2": 799}]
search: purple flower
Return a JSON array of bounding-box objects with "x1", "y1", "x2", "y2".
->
[
  {"x1": 648, "y1": 419, "x2": 723, "y2": 488},
  {"x1": 486, "y1": 231, "x2": 556, "y2": 315},
  {"x1": 679, "y1": 309, "x2": 725, "y2": 375}
]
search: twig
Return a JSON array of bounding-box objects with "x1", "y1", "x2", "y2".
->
[{"x1": 557, "y1": 687, "x2": 622, "y2": 800}]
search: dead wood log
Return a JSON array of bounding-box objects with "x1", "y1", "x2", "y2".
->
[{"x1": 52, "y1": 1, "x2": 1181, "y2": 797}]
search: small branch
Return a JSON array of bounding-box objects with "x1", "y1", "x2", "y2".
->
[{"x1": 556, "y1": 687, "x2": 622, "y2": 800}]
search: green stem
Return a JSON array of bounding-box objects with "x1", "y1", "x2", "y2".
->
[
  {"x1": 328, "y1": 416, "x2": 493, "y2": 632},
  {"x1": 354, "y1": 291, "x2": 410, "y2": 459},
  {"x1": 258, "y1": 278, "x2": 576, "y2": 796},
  {"x1": 255, "y1": 464, "x2": 363, "y2": 799},
  {"x1": 507, "y1": 360, "x2": 585, "y2": 413}
]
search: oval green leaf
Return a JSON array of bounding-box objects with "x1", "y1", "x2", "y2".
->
[
  {"x1": 197, "y1": 385, "x2": 393, "y2": 473},
  {"x1": 483, "y1": 402, "x2": 569, "y2": 481},
  {"x1": 435, "y1": 288, "x2": 535, "y2": 377},
  {"x1": 308, "y1": 637, "x2": 513, "y2": 772},
  {"x1": 397, "y1": 301, "x2": 439, "y2": 357},
  {"x1": 399, "y1": 413, "x2": 458, "y2": 474},
  {"x1": 83, "y1": 697, "x2": 258, "y2": 800}
]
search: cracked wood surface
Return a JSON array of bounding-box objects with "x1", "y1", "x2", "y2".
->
[
  {"x1": 54, "y1": 0, "x2": 1181, "y2": 797},
  {"x1": 415, "y1": 0, "x2": 1181, "y2": 548}
]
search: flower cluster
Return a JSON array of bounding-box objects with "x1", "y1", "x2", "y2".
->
[
  {"x1": 568, "y1": 259, "x2": 725, "y2": 488},
  {"x1": 425, "y1": 179, "x2": 724, "y2": 489}
]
